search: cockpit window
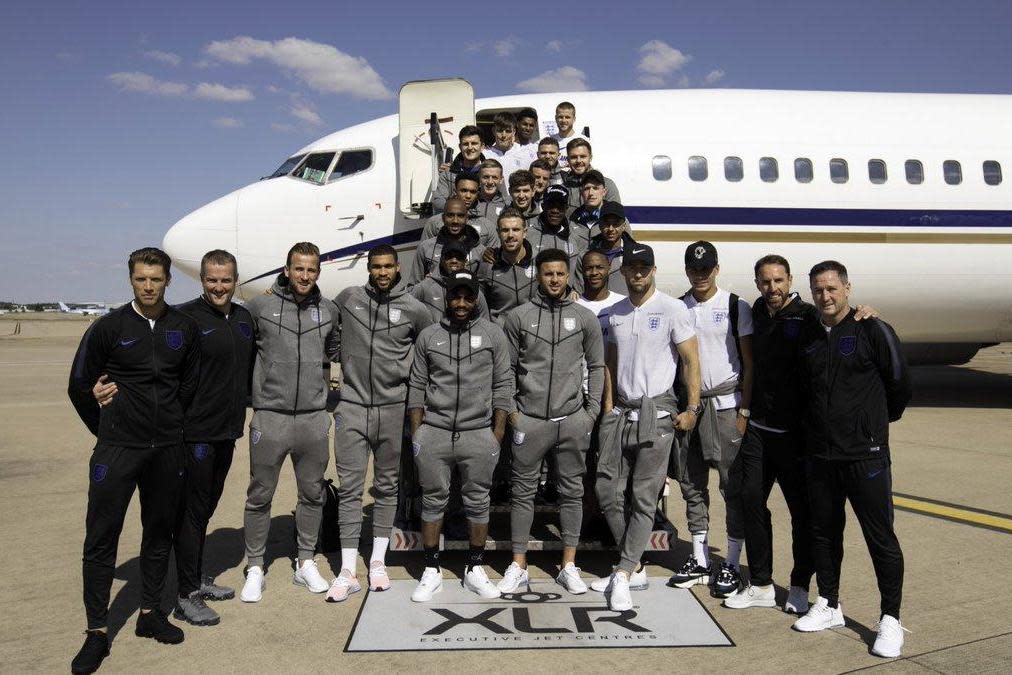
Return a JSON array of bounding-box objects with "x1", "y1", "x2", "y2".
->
[
  {"x1": 327, "y1": 149, "x2": 374, "y2": 183},
  {"x1": 268, "y1": 154, "x2": 306, "y2": 179},
  {"x1": 293, "y1": 152, "x2": 336, "y2": 184}
]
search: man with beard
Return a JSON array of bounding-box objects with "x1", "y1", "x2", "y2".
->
[
  {"x1": 409, "y1": 198, "x2": 486, "y2": 287},
  {"x1": 326, "y1": 245, "x2": 432, "y2": 602},
  {"x1": 562, "y1": 139, "x2": 621, "y2": 213},
  {"x1": 421, "y1": 174, "x2": 497, "y2": 245},
  {"x1": 536, "y1": 138, "x2": 564, "y2": 185},
  {"x1": 477, "y1": 208, "x2": 537, "y2": 324},
  {"x1": 433, "y1": 125, "x2": 485, "y2": 213},
  {"x1": 526, "y1": 185, "x2": 588, "y2": 291}
]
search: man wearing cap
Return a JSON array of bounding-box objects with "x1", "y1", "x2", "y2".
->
[
  {"x1": 478, "y1": 207, "x2": 537, "y2": 324},
  {"x1": 407, "y1": 271, "x2": 514, "y2": 602},
  {"x1": 409, "y1": 198, "x2": 486, "y2": 288},
  {"x1": 668, "y1": 241, "x2": 754, "y2": 597},
  {"x1": 498, "y1": 247, "x2": 605, "y2": 595},
  {"x1": 592, "y1": 242, "x2": 701, "y2": 612},
  {"x1": 526, "y1": 185, "x2": 587, "y2": 291},
  {"x1": 585, "y1": 202, "x2": 634, "y2": 293},
  {"x1": 410, "y1": 239, "x2": 491, "y2": 324}
]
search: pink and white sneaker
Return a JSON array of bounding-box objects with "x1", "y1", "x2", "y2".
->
[
  {"x1": 368, "y1": 562, "x2": 391, "y2": 592},
  {"x1": 325, "y1": 569, "x2": 361, "y2": 603}
]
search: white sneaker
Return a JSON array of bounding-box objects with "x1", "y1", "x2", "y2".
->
[
  {"x1": 497, "y1": 562, "x2": 530, "y2": 593},
  {"x1": 723, "y1": 584, "x2": 776, "y2": 609},
  {"x1": 608, "y1": 571, "x2": 633, "y2": 611},
  {"x1": 591, "y1": 566, "x2": 648, "y2": 593},
  {"x1": 556, "y1": 564, "x2": 588, "y2": 594},
  {"x1": 792, "y1": 596, "x2": 845, "y2": 632},
  {"x1": 871, "y1": 615, "x2": 908, "y2": 658},
  {"x1": 464, "y1": 565, "x2": 502, "y2": 599},
  {"x1": 590, "y1": 574, "x2": 612, "y2": 593},
  {"x1": 325, "y1": 569, "x2": 361, "y2": 603},
  {"x1": 293, "y1": 559, "x2": 328, "y2": 593},
  {"x1": 784, "y1": 585, "x2": 810, "y2": 614},
  {"x1": 412, "y1": 567, "x2": 443, "y2": 602},
  {"x1": 240, "y1": 566, "x2": 265, "y2": 603}
]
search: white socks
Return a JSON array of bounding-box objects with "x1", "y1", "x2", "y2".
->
[
  {"x1": 341, "y1": 548, "x2": 358, "y2": 573},
  {"x1": 371, "y1": 537, "x2": 389, "y2": 565},
  {"x1": 692, "y1": 531, "x2": 709, "y2": 568},
  {"x1": 727, "y1": 537, "x2": 744, "y2": 569}
]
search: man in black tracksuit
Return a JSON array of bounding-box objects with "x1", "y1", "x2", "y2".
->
[
  {"x1": 793, "y1": 260, "x2": 912, "y2": 659},
  {"x1": 68, "y1": 247, "x2": 200, "y2": 673}
]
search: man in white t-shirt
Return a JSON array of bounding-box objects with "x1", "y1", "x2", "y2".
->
[
  {"x1": 482, "y1": 112, "x2": 526, "y2": 179},
  {"x1": 591, "y1": 242, "x2": 701, "y2": 612},
  {"x1": 668, "y1": 241, "x2": 755, "y2": 598},
  {"x1": 513, "y1": 107, "x2": 540, "y2": 169},
  {"x1": 550, "y1": 101, "x2": 587, "y2": 169},
  {"x1": 576, "y1": 249, "x2": 625, "y2": 337}
]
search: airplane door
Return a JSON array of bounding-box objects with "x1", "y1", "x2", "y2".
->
[{"x1": 398, "y1": 78, "x2": 475, "y2": 217}]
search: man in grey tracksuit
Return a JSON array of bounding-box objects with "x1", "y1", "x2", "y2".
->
[
  {"x1": 526, "y1": 185, "x2": 588, "y2": 293},
  {"x1": 406, "y1": 271, "x2": 514, "y2": 602},
  {"x1": 326, "y1": 244, "x2": 433, "y2": 602},
  {"x1": 408, "y1": 198, "x2": 486, "y2": 288},
  {"x1": 411, "y1": 240, "x2": 491, "y2": 323},
  {"x1": 240, "y1": 242, "x2": 340, "y2": 602},
  {"x1": 498, "y1": 247, "x2": 605, "y2": 595},
  {"x1": 421, "y1": 175, "x2": 497, "y2": 245},
  {"x1": 477, "y1": 207, "x2": 537, "y2": 324}
]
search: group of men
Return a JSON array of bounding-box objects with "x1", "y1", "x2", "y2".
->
[{"x1": 65, "y1": 99, "x2": 914, "y2": 674}]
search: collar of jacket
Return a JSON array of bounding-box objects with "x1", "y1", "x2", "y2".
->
[
  {"x1": 123, "y1": 301, "x2": 169, "y2": 325},
  {"x1": 197, "y1": 294, "x2": 234, "y2": 318},
  {"x1": 571, "y1": 205, "x2": 601, "y2": 225},
  {"x1": 439, "y1": 313, "x2": 480, "y2": 331},
  {"x1": 537, "y1": 214, "x2": 572, "y2": 239},
  {"x1": 365, "y1": 273, "x2": 408, "y2": 302},
  {"x1": 495, "y1": 239, "x2": 534, "y2": 269},
  {"x1": 271, "y1": 273, "x2": 321, "y2": 305},
  {"x1": 436, "y1": 224, "x2": 480, "y2": 249},
  {"x1": 450, "y1": 153, "x2": 484, "y2": 174},
  {"x1": 562, "y1": 170, "x2": 587, "y2": 187},
  {"x1": 532, "y1": 284, "x2": 574, "y2": 309},
  {"x1": 590, "y1": 230, "x2": 633, "y2": 253},
  {"x1": 752, "y1": 292, "x2": 813, "y2": 320}
]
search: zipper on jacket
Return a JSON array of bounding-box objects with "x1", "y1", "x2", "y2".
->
[
  {"x1": 150, "y1": 319, "x2": 159, "y2": 447},
  {"x1": 545, "y1": 302, "x2": 557, "y2": 419},
  {"x1": 294, "y1": 305, "x2": 302, "y2": 413},
  {"x1": 452, "y1": 329, "x2": 461, "y2": 430},
  {"x1": 368, "y1": 295, "x2": 379, "y2": 406},
  {"x1": 227, "y1": 311, "x2": 238, "y2": 437}
]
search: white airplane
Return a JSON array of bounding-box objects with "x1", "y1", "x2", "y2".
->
[
  {"x1": 163, "y1": 79, "x2": 1012, "y2": 364},
  {"x1": 59, "y1": 302, "x2": 109, "y2": 316}
]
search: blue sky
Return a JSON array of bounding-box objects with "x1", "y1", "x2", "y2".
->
[{"x1": 2, "y1": 0, "x2": 1010, "y2": 302}]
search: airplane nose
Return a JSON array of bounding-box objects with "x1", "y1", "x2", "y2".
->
[{"x1": 163, "y1": 193, "x2": 239, "y2": 279}]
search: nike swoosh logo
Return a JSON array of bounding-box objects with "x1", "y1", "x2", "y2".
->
[
  {"x1": 272, "y1": 312, "x2": 281, "y2": 317},
  {"x1": 436, "y1": 341, "x2": 447, "y2": 346},
  {"x1": 530, "y1": 323, "x2": 539, "y2": 328},
  {"x1": 868, "y1": 469, "x2": 884, "y2": 479},
  {"x1": 432, "y1": 297, "x2": 441, "y2": 301},
  {"x1": 119, "y1": 338, "x2": 138, "y2": 347},
  {"x1": 632, "y1": 248, "x2": 646, "y2": 254},
  {"x1": 354, "y1": 306, "x2": 363, "y2": 310},
  {"x1": 201, "y1": 328, "x2": 215, "y2": 335}
]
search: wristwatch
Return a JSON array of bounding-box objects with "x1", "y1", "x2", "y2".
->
[
  {"x1": 687, "y1": 403, "x2": 703, "y2": 416},
  {"x1": 738, "y1": 408, "x2": 751, "y2": 419}
]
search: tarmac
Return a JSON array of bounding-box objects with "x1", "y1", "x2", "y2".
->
[{"x1": 1, "y1": 314, "x2": 1010, "y2": 674}]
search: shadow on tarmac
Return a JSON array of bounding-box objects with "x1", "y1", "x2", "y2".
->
[{"x1": 910, "y1": 365, "x2": 1012, "y2": 408}]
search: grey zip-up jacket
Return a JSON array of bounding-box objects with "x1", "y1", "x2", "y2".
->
[
  {"x1": 586, "y1": 232, "x2": 636, "y2": 293},
  {"x1": 472, "y1": 191, "x2": 508, "y2": 221},
  {"x1": 432, "y1": 154, "x2": 484, "y2": 213},
  {"x1": 562, "y1": 171, "x2": 621, "y2": 212},
  {"x1": 246, "y1": 275, "x2": 340, "y2": 414},
  {"x1": 335, "y1": 276, "x2": 432, "y2": 406},
  {"x1": 503, "y1": 288, "x2": 605, "y2": 420},
  {"x1": 420, "y1": 211, "x2": 497, "y2": 246},
  {"x1": 408, "y1": 315, "x2": 514, "y2": 431},
  {"x1": 410, "y1": 270, "x2": 491, "y2": 324},
  {"x1": 408, "y1": 224, "x2": 484, "y2": 288},
  {"x1": 477, "y1": 240, "x2": 537, "y2": 323},
  {"x1": 524, "y1": 215, "x2": 587, "y2": 293}
]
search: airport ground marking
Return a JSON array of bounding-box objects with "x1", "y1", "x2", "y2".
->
[{"x1": 893, "y1": 492, "x2": 1012, "y2": 533}]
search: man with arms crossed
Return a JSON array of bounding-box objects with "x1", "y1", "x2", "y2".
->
[
  {"x1": 407, "y1": 271, "x2": 514, "y2": 601},
  {"x1": 793, "y1": 261, "x2": 911, "y2": 659},
  {"x1": 69, "y1": 247, "x2": 199, "y2": 673},
  {"x1": 327, "y1": 245, "x2": 432, "y2": 602},
  {"x1": 593, "y1": 242, "x2": 701, "y2": 611},
  {"x1": 240, "y1": 242, "x2": 340, "y2": 602},
  {"x1": 499, "y1": 248, "x2": 605, "y2": 594}
]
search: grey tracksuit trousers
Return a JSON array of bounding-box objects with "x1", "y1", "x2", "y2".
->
[
  {"x1": 413, "y1": 424, "x2": 499, "y2": 524},
  {"x1": 510, "y1": 411, "x2": 595, "y2": 553},
  {"x1": 244, "y1": 410, "x2": 331, "y2": 566},
  {"x1": 674, "y1": 402, "x2": 745, "y2": 539},
  {"x1": 595, "y1": 400, "x2": 679, "y2": 573},
  {"x1": 334, "y1": 401, "x2": 404, "y2": 549}
]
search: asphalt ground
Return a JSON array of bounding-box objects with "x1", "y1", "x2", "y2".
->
[{"x1": 1, "y1": 315, "x2": 1009, "y2": 673}]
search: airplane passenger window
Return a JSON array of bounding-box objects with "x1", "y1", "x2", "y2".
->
[
  {"x1": 905, "y1": 160, "x2": 924, "y2": 184},
  {"x1": 328, "y1": 149, "x2": 374, "y2": 182},
  {"x1": 724, "y1": 157, "x2": 743, "y2": 182},
  {"x1": 983, "y1": 160, "x2": 1002, "y2": 186},
  {"x1": 794, "y1": 158, "x2": 813, "y2": 183},
  {"x1": 943, "y1": 160, "x2": 962, "y2": 185},
  {"x1": 868, "y1": 159, "x2": 887, "y2": 184},
  {"x1": 759, "y1": 157, "x2": 778, "y2": 182},
  {"x1": 688, "y1": 156, "x2": 708, "y2": 181},
  {"x1": 294, "y1": 152, "x2": 336, "y2": 184},
  {"x1": 830, "y1": 158, "x2": 849, "y2": 184},
  {"x1": 269, "y1": 154, "x2": 307, "y2": 179},
  {"x1": 652, "y1": 155, "x2": 672, "y2": 181}
]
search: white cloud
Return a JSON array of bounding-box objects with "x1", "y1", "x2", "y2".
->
[
  {"x1": 204, "y1": 36, "x2": 392, "y2": 100},
  {"x1": 213, "y1": 116, "x2": 243, "y2": 128},
  {"x1": 546, "y1": 40, "x2": 563, "y2": 53},
  {"x1": 637, "y1": 40, "x2": 692, "y2": 84},
  {"x1": 638, "y1": 74, "x2": 665, "y2": 87},
  {"x1": 143, "y1": 50, "x2": 181, "y2": 66},
  {"x1": 193, "y1": 82, "x2": 254, "y2": 102},
  {"x1": 289, "y1": 102, "x2": 323, "y2": 126},
  {"x1": 108, "y1": 71, "x2": 188, "y2": 96},
  {"x1": 516, "y1": 66, "x2": 588, "y2": 93},
  {"x1": 493, "y1": 36, "x2": 520, "y2": 58},
  {"x1": 271, "y1": 122, "x2": 295, "y2": 133},
  {"x1": 703, "y1": 68, "x2": 725, "y2": 85}
]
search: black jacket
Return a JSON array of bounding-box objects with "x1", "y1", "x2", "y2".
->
[
  {"x1": 68, "y1": 303, "x2": 200, "y2": 448},
  {"x1": 749, "y1": 293, "x2": 818, "y2": 433},
  {"x1": 797, "y1": 308, "x2": 912, "y2": 461},
  {"x1": 177, "y1": 296, "x2": 255, "y2": 442}
]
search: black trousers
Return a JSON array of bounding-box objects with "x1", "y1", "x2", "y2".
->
[
  {"x1": 806, "y1": 455, "x2": 904, "y2": 619},
  {"x1": 175, "y1": 441, "x2": 235, "y2": 597},
  {"x1": 737, "y1": 425, "x2": 814, "y2": 588},
  {"x1": 83, "y1": 444, "x2": 185, "y2": 629}
]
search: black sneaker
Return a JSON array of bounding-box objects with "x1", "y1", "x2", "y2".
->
[
  {"x1": 135, "y1": 609, "x2": 185, "y2": 644},
  {"x1": 71, "y1": 631, "x2": 109, "y2": 674},
  {"x1": 667, "y1": 555, "x2": 711, "y2": 588},
  {"x1": 713, "y1": 562, "x2": 742, "y2": 597}
]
